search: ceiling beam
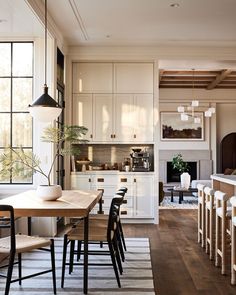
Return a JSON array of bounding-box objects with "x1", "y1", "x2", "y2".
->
[
  {"x1": 206, "y1": 69, "x2": 233, "y2": 90},
  {"x1": 159, "y1": 69, "x2": 164, "y2": 84}
]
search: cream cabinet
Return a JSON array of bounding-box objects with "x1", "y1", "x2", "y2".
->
[
  {"x1": 133, "y1": 175, "x2": 154, "y2": 218},
  {"x1": 72, "y1": 94, "x2": 93, "y2": 141},
  {"x1": 73, "y1": 62, "x2": 113, "y2": 93},
  {"x1": 70, "y1": 173, "x2": 155, "y2": 220},
  {"x1": 114, "y1": 63, "x2": 153, "y2": 93}
]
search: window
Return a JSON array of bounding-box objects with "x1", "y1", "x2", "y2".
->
[{"x1": 0, "y1": 42, "x2": 33, "y2": 184}]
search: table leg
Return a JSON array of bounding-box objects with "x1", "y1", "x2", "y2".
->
[
  {"x1": 171, "y1": 190, "x2": 174, "y2": 202},
  {"x1": 179, "y1": 192, "x2": 183, "y2": 204},
  {"x1": 83, "y1": 215, "x2": 89, "y2": 294},
  {"x1": 27, "y1": 217, "x2": 31, "y2": 235}
]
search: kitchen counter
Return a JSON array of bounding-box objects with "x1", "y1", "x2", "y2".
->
[
  {"x1": 211, "y1": 174, "x2": 236, "y2": 196},
  {"x1": 71, "y1": 170, "x2": 155, "y2": 175}
]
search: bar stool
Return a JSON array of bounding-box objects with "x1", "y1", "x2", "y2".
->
[
  {"x1": 230, "y1": 196, "x2": 236, "y2": 284},
  {"x1": 204, "y1": 186, "x2": 215, "y2": 260},
  {"x1": 197, "y1": 183, "x2": 206, "y2": 247},
  {"x1": 215, "y1": 190, "x2": 231, "y2": 275}
]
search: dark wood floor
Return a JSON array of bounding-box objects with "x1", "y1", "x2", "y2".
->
[{"x1": 123, "y1": 209, "x2": 236, "y2": 295}]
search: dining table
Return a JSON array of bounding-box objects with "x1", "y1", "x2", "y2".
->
[{"x1": 0, "y1": 189, "x2": 103, "y2": 294}]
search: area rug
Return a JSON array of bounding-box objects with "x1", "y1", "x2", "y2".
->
[
  {"x1": 0, "y1": 238, "x2": 155, "y2": 295},
  {"x1": 159, "y1": 196, "x2": 198, "y2": 209}
]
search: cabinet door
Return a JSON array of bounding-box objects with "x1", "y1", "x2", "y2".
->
[
  {"x1": 72, "y1": 94, "x2": 93, "y2": 140},
  {"x1": 93, "y1": 94, "x2": 113, "y2": 142},
  {"x1": 73, "y1": 62, "x2": 113, "y2": 93},
  {"x1": 71, "y1": 175, "x2": 92, "y2": 190},
  {"x1": 134, "y1": 94, "x2": 154, "y2": 142},
  {"x1": 114, "y1": 94, "x2": 135, "y2": 142},
  {"x1": 114, "y1": 63, "x2": 153, "y2": 93},
  {"x1": 134, "y1": 175, "x2": 154, "y2": 218}
]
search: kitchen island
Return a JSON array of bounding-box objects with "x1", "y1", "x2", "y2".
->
[{"x1": 211, "y1": 174, "x2": 236, "y2": 197}]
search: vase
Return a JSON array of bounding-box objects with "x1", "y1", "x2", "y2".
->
[
  {"x1": 36, "y1": 185, "x2": 62, "y2": 201},
  {"x1": 180, "y1": 172, "x2": 191, "y2": 189}
]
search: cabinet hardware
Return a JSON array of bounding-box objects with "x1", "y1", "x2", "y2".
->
[
  {"x1": 120, "y1": 178, "x2": 127, "y2": 182},
  {"x1": 134, "y1": 178, "x2": 136, "y2": 182},
  {"x1": 113, "y1": 134, "x2": 116, "y2": 138},
  {"x1": 97, "y1": 210, "x2": 104, "y2": 214},
  {"x1": 134, "y1": 134, "x2": 136, "y2": 138},
  {"x1": 90, "y1": 134, "x2": 93, "y2": 138},
  {"x1": 121, "y1": 210, "x2": 127, "y2": 215},
  {"x1": 97, "y1": 178, "x2": 104, "y2": 182},
  {"x1": 88, "y1": 178, "x2": 91, "y2": 182},
  {"x1": 111, "y1": 134, "x2": 113, "y2": 138},
  {"x1": 122, "y1": 200, "x2": 127, "y2": 204}
]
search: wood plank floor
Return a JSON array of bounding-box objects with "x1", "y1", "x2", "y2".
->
[{"x1": 123, "y1": 209, "x2": 236, "y2": 295}]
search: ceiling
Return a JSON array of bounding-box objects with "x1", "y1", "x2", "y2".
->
[{"x1": 1, "y1": 0, "x2": 236, "y2": 89}]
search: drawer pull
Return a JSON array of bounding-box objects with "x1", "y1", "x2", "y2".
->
[
  {"x1": 134, "y1": 178, "x2": 136, "y2": 183},
  {"x1": 121, "y1": 210, "x2": 127, "y2": 215},
  {"x1": 90, "y1": 134, "x2": 93, "y2": 138},
  {"x1": 97, "y1": 210, "x2": 104, "y2": 214},
  {"x1": 97, "y1": 178, "x2": 104, "y2": 182},
  {"x1": 134, "y1": 134, "x2": 136, "y2": 138},
  {"x1": 120, "y1": 178, "x2": 127, "y2": 182},
  {"x1": 111, "y1": 134, "x2": 113, "y2": 138},
  {"x1": 113, "y1": 134, "x2": 116, "y2": 138},
  {"x1": 122, "y1": 199, "x2": 127, "y2": 204},
  {"x1": 88, "y1": 178, "x2": 91, "y2": 182}
]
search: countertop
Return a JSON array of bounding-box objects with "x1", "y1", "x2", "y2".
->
[
  {"x1": 71, "y1": 170, "x2": 155, "y2": 175},
  {"x1": 211, "y1": 174, "x2": 236, "y2": 185}
]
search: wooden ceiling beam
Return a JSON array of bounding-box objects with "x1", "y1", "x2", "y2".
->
[
  {"x1": 206, "y1": 69, "x2": 233, "y2": 90},
  {"x1": 159, "y1": 69, "x2": 164, "y2": 83}
]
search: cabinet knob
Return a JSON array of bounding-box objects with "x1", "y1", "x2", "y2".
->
[
  {"x1": 90, "y1": 134, "x2": 93, "y2": 139},
  {"x1": 134, "y1": 134, "x2": 136, "y2": 138},
  {"x1": 111, "y1": 134, "x2": 113, "y2": 138},
  {"x1": 113, "y1": 134, "x2": 116, "y2": 138},
  {"x1": 120, "y1": 178, "x2": 127, "y2": 182},
  {"x1": 88, "y1": 178, "x2": 91, "y2": 182},
  {"x1": 134, "y1": 178, "x2": 136, "y2": 183}
]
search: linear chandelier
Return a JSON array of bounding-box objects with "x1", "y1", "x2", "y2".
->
[{"x1": 177, "y1": 69, "x2": 215, "y2": 123}]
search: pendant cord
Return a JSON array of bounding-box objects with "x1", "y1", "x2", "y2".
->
[{"x1": 44, "y1": 0, "x2": 47, "y2": 86}]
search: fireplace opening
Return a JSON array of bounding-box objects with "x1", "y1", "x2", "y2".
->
[{"x1": 167, "y1": 161, "x2": 197, "y2": 183}]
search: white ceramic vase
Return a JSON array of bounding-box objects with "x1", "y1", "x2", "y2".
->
[
  {"x1": 36, "y1": 185, "x2": 62, "y2": 201},
  {"x1": 180, "y1": 172, "x2": 191, "y2": 189}
]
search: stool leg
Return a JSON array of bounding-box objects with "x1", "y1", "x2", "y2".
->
[
  {"x1": 215, "y1": 214, "x2": 220, "y2": 267},
  {"x1": 232, "y1": 224, "x2": 236, "y2": 284},
  {"x1": 205, "y1": 207, "x2": 209, "y2": 254},
  {"x1": 201, "y1": 201, "x2": 205, "y2": 248},
  {"x1": 209, "y1": 208, "x2": 214, "y2": 260},
  {"x1": 221, "y1": 203, "x2": 226, "y2": 275},
  {"x1": 198, "y1": 202, "x2": 201, "y2": 243}
]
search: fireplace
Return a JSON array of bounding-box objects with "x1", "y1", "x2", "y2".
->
[{"x1": 167, "y1": 161, "x2": 197, "y2": 183}]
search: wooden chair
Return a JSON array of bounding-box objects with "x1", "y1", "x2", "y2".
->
[
  {"x1": 215, "y1": 190, "x2": 231, "y2": 275},
  {"x1": 230, "y1": 196, "x2": 236, "y2": 284},
  {"x1": 197, "y1": 183, "x2": 206, "y2": 247},
  {"x1": 0, "y1": 205, "x2": 56, "y2": 295},
  {"x1": 61, "y1": 196, "x2": 124, "y2": 288},
  {"x1": 204, "y1": 186, "x2": 215, "y2": 260}
]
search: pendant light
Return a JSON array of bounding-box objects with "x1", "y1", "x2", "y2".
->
[{"x1": 28, "y1": 0, "x2": 62, "y2": 122}]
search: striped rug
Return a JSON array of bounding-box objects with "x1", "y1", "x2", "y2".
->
[{"x1": 0, "y1": 238, "x2": 155, "y2": 295}]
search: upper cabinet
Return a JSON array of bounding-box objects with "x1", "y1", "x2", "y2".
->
[
  {"x1": 73, "y1": 63, "x2": 113, "y2": 93},
  {"x1": 72, "y1": 62, "x2": 154, "y2": 143},
  {"x1": 114, "y1": 63, "x2": 153, "y2": 93}
]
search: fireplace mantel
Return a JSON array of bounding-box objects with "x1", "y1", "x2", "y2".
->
[{"x1": 159, "y1": 150, "x2": 213, "y2": 184}]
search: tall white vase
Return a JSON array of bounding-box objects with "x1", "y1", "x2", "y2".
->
[{"x1": 180, "y1": 172, "x2": 191, "y2": 189}]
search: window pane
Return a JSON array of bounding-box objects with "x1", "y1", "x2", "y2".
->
[
  {"x1": 12, "y1": 149, "x2": 33, "y2": 183},
  {"x1": 0, "y1": 43, "x2": 11, "y2": 76},
  {"x1": 12, "y1": 78, "x2": 32, "y2": 111},
  {"x1": 0, "y1": 149, "x2": 10, "y2": 183},
  {"x1": 0, "y1": 78, "x2": 11, "y2": 111},
  {"x1": 13, "y1": 43, "x2": 33, "y2": 76},
  {"x1": 0, "y1": 114, "x2": 10, "y2": 147},
  {"x1": 12, "y1": 114, "x2": 32, "y2": 147}
]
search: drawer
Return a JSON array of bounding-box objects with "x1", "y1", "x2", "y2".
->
[{"x1": 94, "y1": 175, "x2": 117, "y2": 185}]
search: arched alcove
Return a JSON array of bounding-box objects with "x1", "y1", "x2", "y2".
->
[{"x1": 221, "y1": 132, "x2": 236, "y2": 173}]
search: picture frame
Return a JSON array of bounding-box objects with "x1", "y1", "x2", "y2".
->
[{"x1": 160, "y1": 112, "x2": 204, "y2": 141}]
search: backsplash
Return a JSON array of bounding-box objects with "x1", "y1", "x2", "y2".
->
[{"x1": 72, "y1": 144, "x2": 154, "y2": 171}]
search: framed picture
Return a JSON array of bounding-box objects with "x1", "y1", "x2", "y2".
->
[{"x1": 161, "y1": 112, "x2": 204, "y2": 140}]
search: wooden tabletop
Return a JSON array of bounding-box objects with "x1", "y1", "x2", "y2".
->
[{"x1": 0, "y1": 190, "x2": 102, "y2": 218}]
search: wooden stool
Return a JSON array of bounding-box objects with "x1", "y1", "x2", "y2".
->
[
  {"x1": 230, "y1": 196, "x2": 236, "y2": 284},
  {"x1": 197, "y1": 183, "x2": 206, "y2": 247},
  {"x1": 215, "y1": 190, "x2": 231, "y2": 275},
  {"x1": 204, "y1": 186, "x2": 215, "y2": 260}
]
